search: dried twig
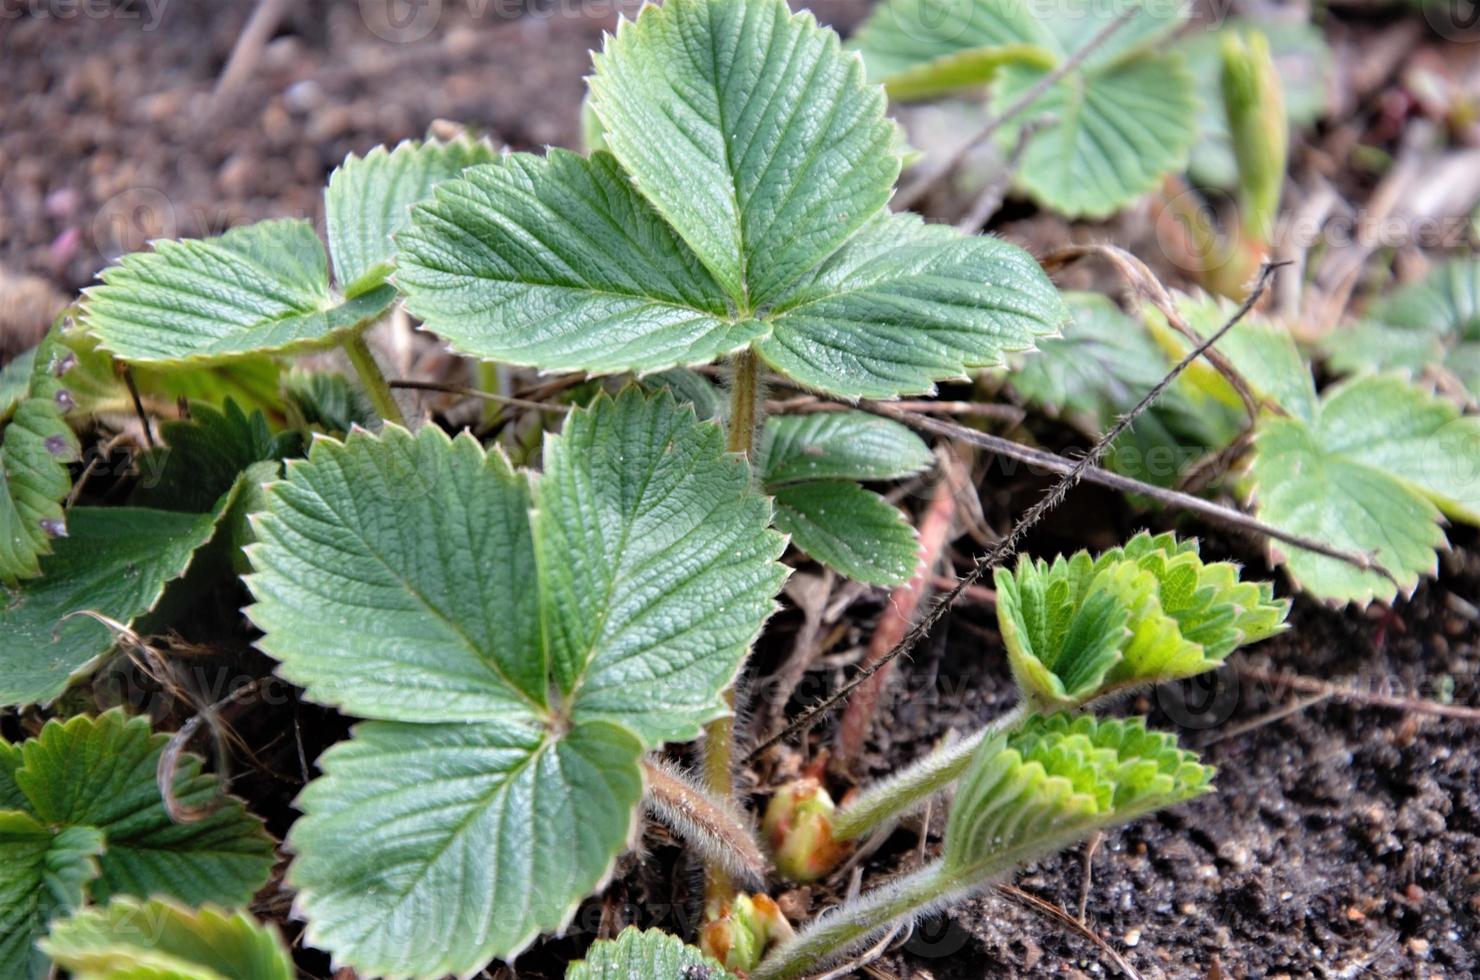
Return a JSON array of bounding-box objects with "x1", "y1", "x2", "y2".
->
[
  {"x1": 388, "y1": 378, "x2": 571, "y2": 414},
  {"x1": 894, "y1": 9, "x2": 1138, "y2": 213},
  {"x1": 1233, "y1": 665, "x2": 1480, "y2": 722},
  {"x1": 994, "y1": 884, "x2": 1144, "y2": 980},
  {"x1": 747, "y1": 265, "x2": 1286, "y2": 762},
  {"x1": 955, "y1": 115, "x2": 1050, "y2": 233},
  {"x1": 157, "y1": 678, "x2": 271, "y2": 822}
]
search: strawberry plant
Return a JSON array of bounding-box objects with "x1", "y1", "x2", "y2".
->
[{"x1": 3, "y1": 0, "x2": 1479, "y2": 976}]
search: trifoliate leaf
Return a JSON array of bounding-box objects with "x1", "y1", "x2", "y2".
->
[
  {"x1": 0, "y1": 329, "x2": 78, "y2": 583},
  {"x1": 0, "y1": 506, "x2": 226, "y2": 707},
  {"x1": 397, "y1": 150, "x2": 761, "y2": 375},
  {"x1": 0, "y1": 814, "x2": 103, "y2": 980},
  {"x1": 41, "y1": 898, "x2": 294, "y2": 980},
  {"x1": 852, "y1": 0, "x2": 1046, "y2": 85},
  {"x1": 758, "y1": 412, "x2": 932, "y2": 486},
  {"x1": 82, "y1": 219, "x2": 396, "y2": 365},
  {"x1": 245, "y1": 389, "x2": 784, "y2": 976},
  {"x1": 327, "y1": 137, "x2": 499, "y2": 297},
  {"x1": 132, "y1": 401, "x2": 301, "y2": 513},
  {"x1": 11, "y1": 710, "x2": 275, "y2": 907},
  {"x1": 995, "y1": 532, "x2": 1287, "y2": 708},
  {"x1": 567, "y1": 927, "x2": 738, "y2": 980},
  {"x1": 945, "y1": 715, "x2": 1211, "y2": 879},
  {"x1": 772, "y1": 482, "x2": 920, "y2": 586},
  {"x1": 1249, "y1": 373, "x2": 1480, "y2": 604},
  {"x1": 755, "y1": 213, "x2": 1065, "y2": 398},
  {"x1": 589, "y1": 0, "x2": 900, "y2": 308},
  {"x1": 1326, "y1": 259, "x2": 1480, "y2": 400}
]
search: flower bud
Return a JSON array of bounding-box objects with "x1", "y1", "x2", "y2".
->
[
  {"x1": 762, "y1": 778, "x2": 847, "y2": 883},
  {"x1": 1221, "y1": 30, "x2": 1288, "y2": 248},
  {"x1": 700, "y1": 893, "x2": 793, "y2": 972}
]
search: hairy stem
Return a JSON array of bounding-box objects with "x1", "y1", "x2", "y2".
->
[
  {"x1": 643, "y1": 759, "x2": 769, "y2": 888},
  {"x1": 703, "y1": 348, "x2": 764, "y2": 908},
  {"x1": 753, "y1": 864, "x2": 951, "y2": 980},
  {"x1": 832, "y1": 703, "x2": 1025, "y2": 841},
  {"x1": 342, "y1": 332, "x2": 406, "y2": 428}
]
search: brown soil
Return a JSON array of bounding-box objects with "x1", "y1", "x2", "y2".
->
[{"x1": 3, "y1": 3, "x2": 1477, "y2": 979}]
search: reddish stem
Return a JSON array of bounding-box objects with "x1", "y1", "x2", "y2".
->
[{"x1": 832, "y1": 474, "x2": 957, "y2": 773}]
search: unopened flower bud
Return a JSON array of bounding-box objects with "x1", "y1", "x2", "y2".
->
[{"x1": 762, "y1": 778, "x2": 847, "y2": 883}]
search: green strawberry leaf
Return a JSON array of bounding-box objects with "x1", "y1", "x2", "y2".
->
[
  {"x1": 82, "y1": 219, "x2": 397, "y2": 365},
  {"x1": 281, "y1": 369, "x2": 379, "y2": 434},
  {"x1": 990, "y1": 52, "x2": 1196, "y2": 219},
  {"x1": 41, "y1": 897, "x2": 293, "y2": 980},
  {"x1": 589, "y1": 0, "x2": 900, "y2": 308},
  {"x1": 1250, "y1": 374, "x2": 1480, "y2": 604},
  {"x1": 567, "y1": 927, "x2": 738, "y2": 980},
  {"x1": 945, "y1": 715, "x2": 1212, "y2": 879},
  {"x1": 0, "y1": 329, "x2": 79, "y2": 584},
  {"x1": 396, "y1": 150, "x2": 762, "y2": 376},
  {"x1": 289, "y1": 719, "x2": 641, "y2": 980},
  {"x1": 132, "y1": 401, "x2": 302, "y2": 513},
  {"x1": 0, "y1": 814, "x2": 103, "y2": 980},
  {"x1": 995, "y1": 533, "x2": 1287, "y2": 708},
  {"x1": 0, "y1": 504, "x2": 230, "y2": 708},
  {"x1": 1327, "y1": 258, "x2": 1480, "y2": 401},
  {"x1": 755, "y1": 213, "x2": 1065, "y2": 398},
  {"x1": 854, "y1": 0, "x2": 1195, "y2": 217},
  {"x1": 0, "y1": 350, "x2": 36, "y2": 421},
  {"x1": 11, "y1": 711, "x2": 275, "y2": 907},
  {"x1": 327, "y1": 137, "x2": 499, "y2": 298},
  {"x1": 245, "y1": 389, "x2": 785, "y2": 975},
  {"x1": 773, "y1": 481, "x2": 921, "y2": 585},
  {"x1": 759, "y1": 411, "x2": 932, "y2": 486}
]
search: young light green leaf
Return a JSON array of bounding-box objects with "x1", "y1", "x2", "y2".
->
[
  {"x1": 1180, "y1": 19, "x2": 1331, "y2": 189},
  {"x1": 327, "y1": 137, "x2": 499, "y2": 297},
  {"x1": 852, "y1": 0, "x2": 1047, "y2": 84},
  {"x1": 42, "y1": 897, "x2": 293, "y2": 980},
  {"x1": 0, "y1": 506, "x2": 225, "y2": 707},
  {"x1": 246, "y1": 389, "x2": 784, "y2": 976},
  {"x1": 82, "y1": 219, "x2": 396, "y2": 364},
  {"x1": 945, "y1": 714, "x2": 1212, "y2": 878},
  {"x1": 1326, "y1": 258, "x2": 1480, "y2": 400},
  {"x1": 589, "y1": 0, "x2": 900, "y2": 308},
  {"x1": 772, "y1": 482, "x2": 920, "y2": 586},
  {"x1": 11, "y1": 710, "x2": 275, "y2": 907},
  {"x1": 755, "y1": 213, "x2": 1066, "y2": 398},
  {"x1": 876, "y1": 44, "x2": 1056, "y2": 102},
  {"x1": 1249, "y1": 373, "x2": 1480, "y2": 604},
  {"x1": 0, "y1": 814, "x2": 103, "y2": 980},
  {"x1": 0, "y1": 328, "x2": 78, "y2": 584},
  {"x1": 567, "y1": 927, "x2": 738, "y2": 980},
  {"x1": 132, "y1": 400, "x2": 302, "y2": 513},
  {"x1": 759, "y1": 412, "x2": 932, "y2": 486},
  {"x1": 995, "y1": 533, "x2": 1288, "y2": 708},
  {"x1": 397, "y1": 150, "x2": 762, "y2": 375}
]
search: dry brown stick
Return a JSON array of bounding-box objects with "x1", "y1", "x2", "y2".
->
[
  {"x1": 746, "y1": 264, "x2": 1285, "y2": 762},
  {"x1": 1233, "y1": 665, "x2": 1480, "y2": 722},
  {"x1": 388, "y1": 378, "x2": 571, "y2": 414},
  {"x1": 766, "y1": 396, "x2": 1023, "y2": 422},
  {"x1": 157, "y1": 677, "x2": 271, "y2": 823},
  {"x1": 211, "y1": 0, "x2": 289, "y2": 105},
  {"x1": 893, "y1": 9, "x2": 1138, "y2": 213},
  {"x1": 865, "y1": 406, "x2": 1392, "y2": 582},
  {"x1": 994, "y1": 884, "x2": 1145, "y2": 980},
  {"x1": 1042, "y1": 242, "x2": 1265, "y2": 421}
]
